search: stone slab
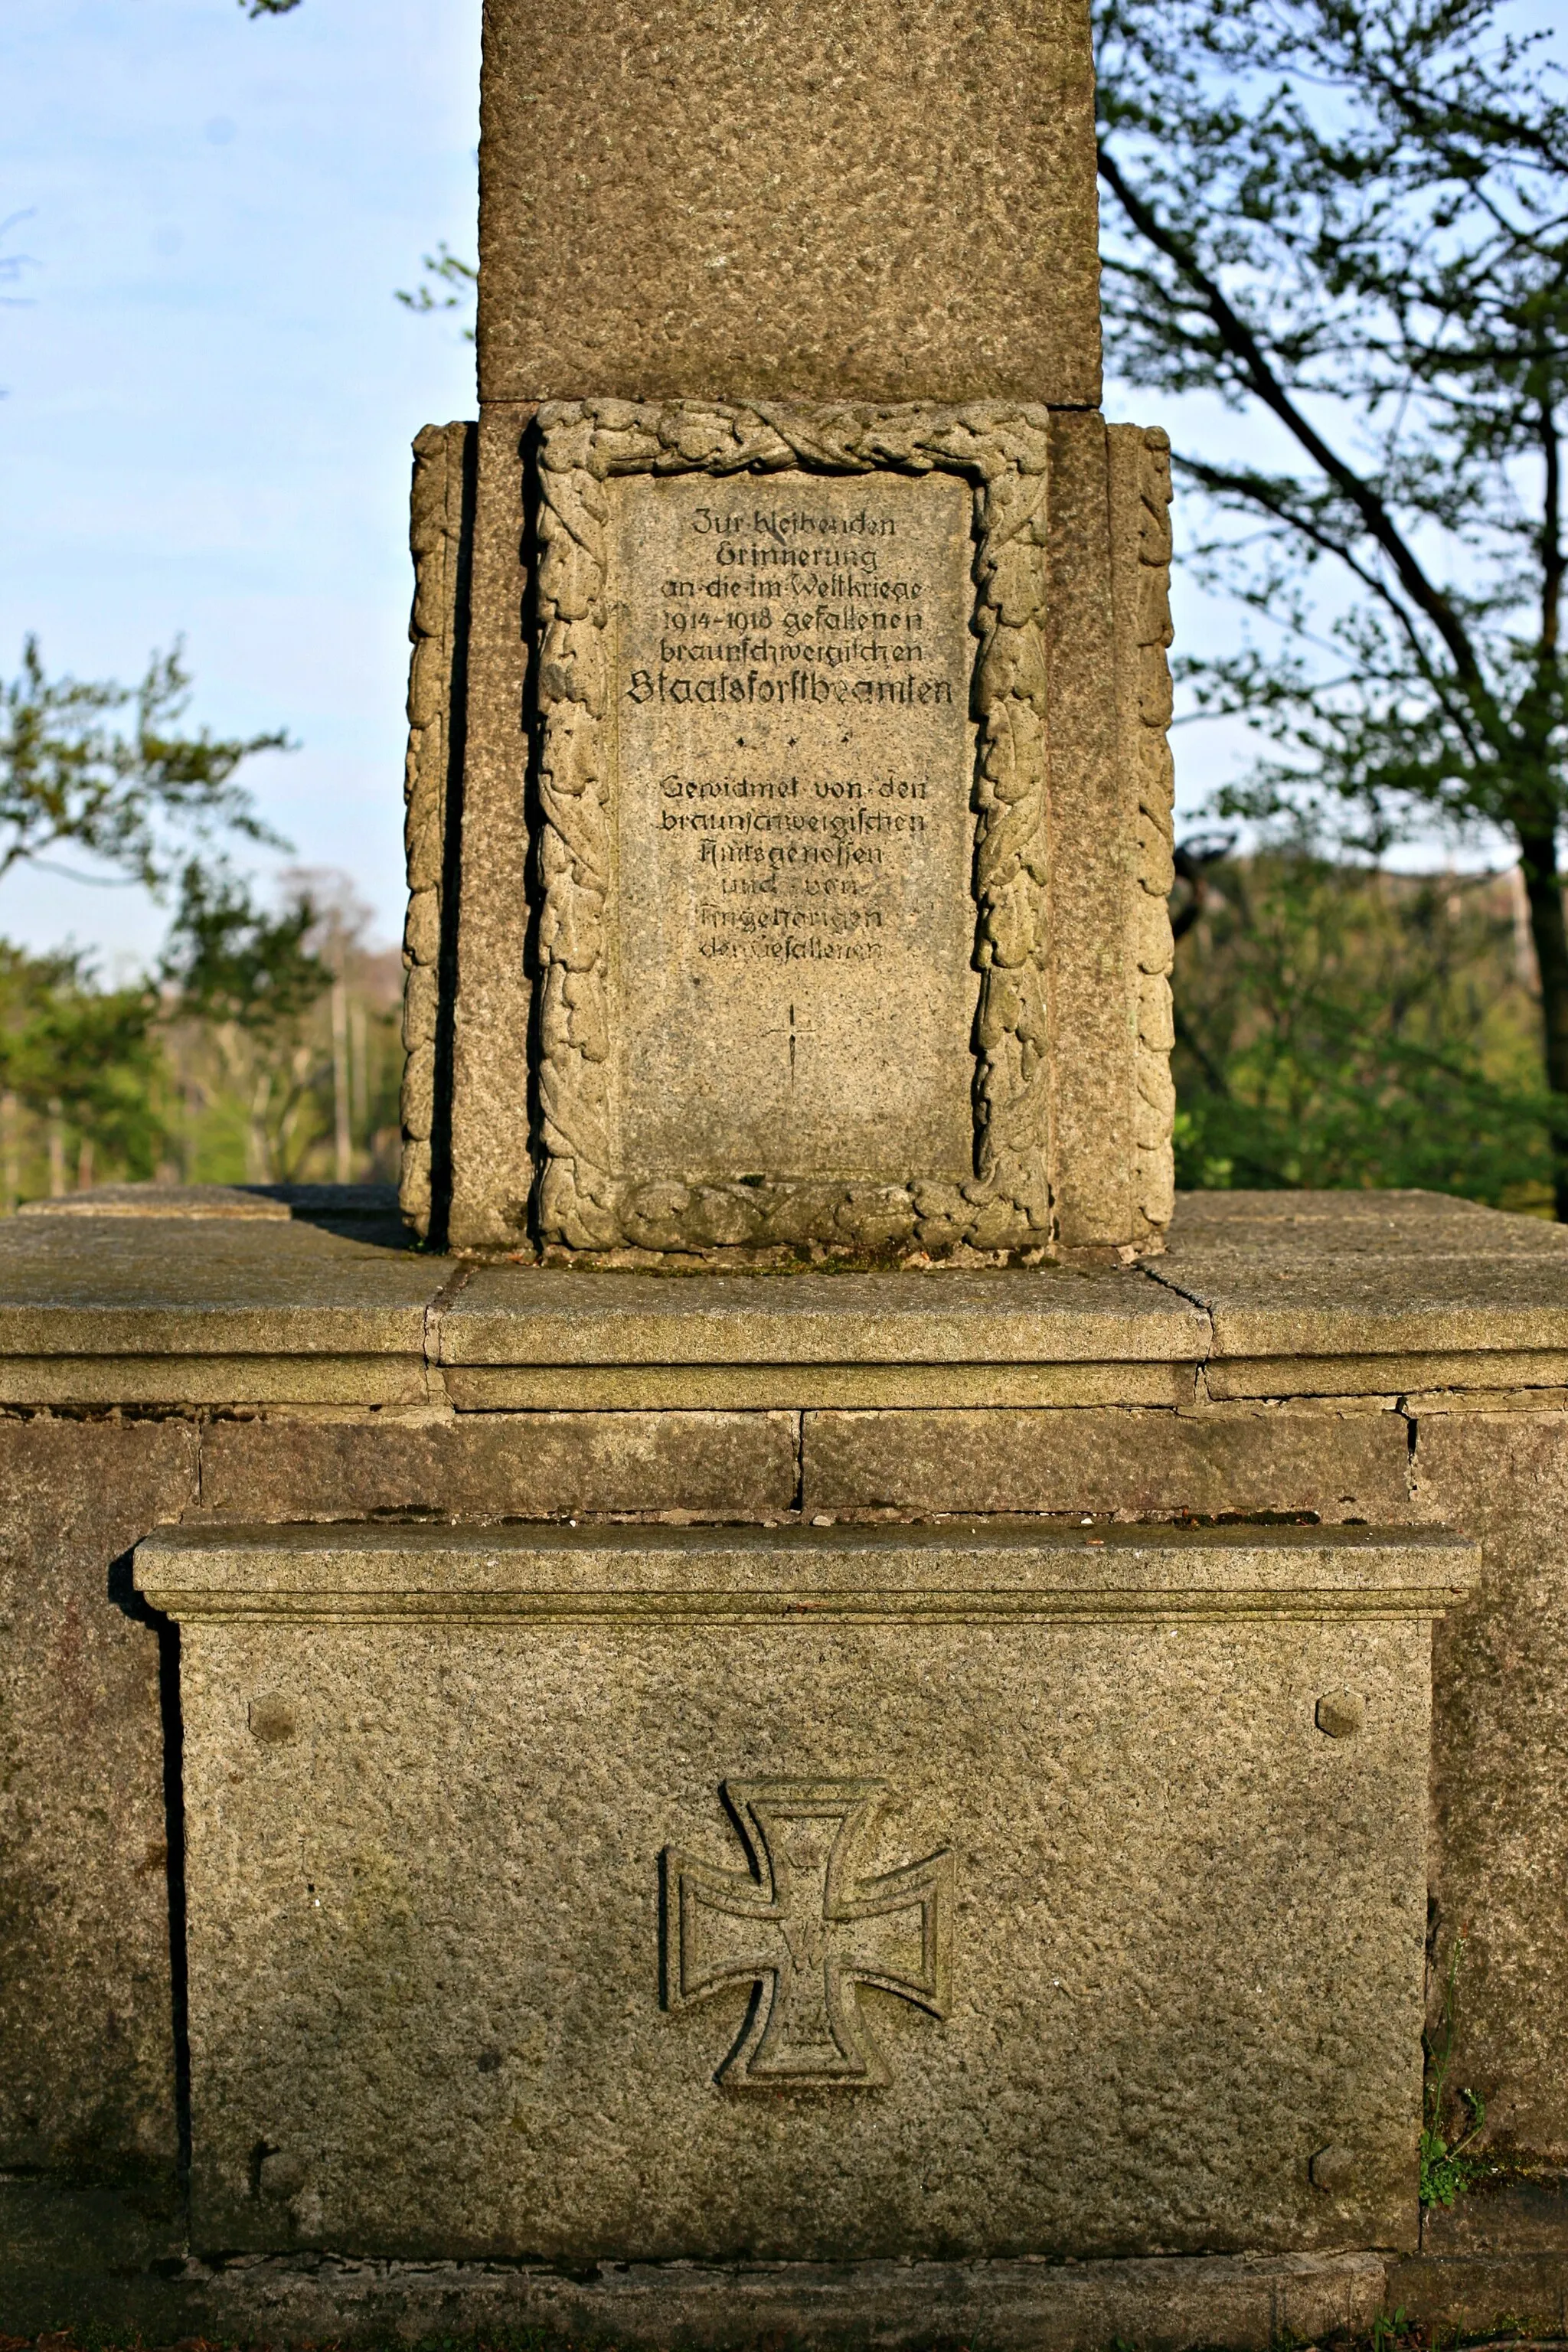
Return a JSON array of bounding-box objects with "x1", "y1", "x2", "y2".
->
[
  {"x1": 801, "y1": 1402, "x2": 1413, "y2": 1517},
  {"x1": 609, "y1": 469, "x2": 975, "y2": 1188},
  {"x1": 1420, "y1": 2167, "x2": 1568, "y2": 2252},
  {"x1": 436, "y1": 407, "x2": 1175, "y2": 1259},
  {"x1": 0, "y1": 1416, "x2": 197, "y2": 2199},
  {"x1": 436, "y1": 1266, "x2": 1208, "y2": 1365},
  {"x1": 136, "y1": 1521, "x2": 1474, "y2": 2262},
  {"x1": 0, "y1": 1353, "x2": 434, "y2": 1407},
  {"x1": 20, "y1": 1181, "x2": 290, "y2": 1220},
  {"x1": 1155, "y1": 1189, "x2": 1568, "y2": 1364},
  {"x1": 0, "y1": 2178, "x2": 1390, "y2": 2352},
  {"x1": 198, "y1": 1408, "x2": 799, "y2": 1521},
  {"x1": 0, "y1": 1193, "x2": 1566, "y2": 1410},
  {"x1": 1204, "y1": 1350, "x2": 1568, "y2": 1400},
  {"x1": 1410, "y1": 1408, "x2": 1568, "y2": 2158},
  {"x1": 447, "y1": 403, "x2": 536, "y2": 1251},
  {"x1": 0, "y1": 1211, "x2": 442, "y2": 1365},
  {"x1": 477, "y1": 0, "x2": 1100, "y2": 408},
  {"x1": 1388, "y1": 2249, "x2": 1568, "y2": 2338},
  {"x1": 438, "y1": 1360, "x2": 1201, "y2": 1409}
]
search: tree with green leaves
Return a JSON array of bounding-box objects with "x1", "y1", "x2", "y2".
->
[
  {"x1": 1095, "y1": 0, "x2": 1568, "y2": 1206},
  {"x1": 0, "y1": 946, "x2": 162, "y2": 1202},
  {"x1": 1, "y1": 636, "x2": 287, "y2": 892},
  {"x1": 397, "y1": 244, "x2": 477, "y2": 342},
  {"x1": 1171, "y1": 839, "x2": 1550, "y2": 1200},
  {"x1": 159, "y1": 861, "x2": 333, "y2": 1181}
]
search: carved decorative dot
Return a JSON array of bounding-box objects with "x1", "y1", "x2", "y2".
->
[
  {"x1": 249, "y1": 1696, "x2": 298, "y2": 1745},
  {"x1": 1309, "y1": 2145, "x2": 1357, "y2": 2193}
]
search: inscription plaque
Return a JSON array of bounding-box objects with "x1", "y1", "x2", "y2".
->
[
  {"x1": 533, "y1": 400, "x2": 1057, "y2": 1256},
  {"x1": 612, "y1": 474, "x2": 975, "y2": 1184}
]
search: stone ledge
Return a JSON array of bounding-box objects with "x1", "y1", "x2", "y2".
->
[
  {"x1": 0, "y1": 1188, "x2": 1563, "y2": 1408},
  {"x1": 133, "y1": 1517, "x2": 1481, "y2": 1624},
  {"x1": 157, "y1": 2247, "x2": 1396, "y2": 2351},
  {"x1": 436, "y1": 1265, "x2": 1207, "y2": 1366},
  {"x1": 0, "y1": 2172, "x2": 1388, "y2": 2352}
]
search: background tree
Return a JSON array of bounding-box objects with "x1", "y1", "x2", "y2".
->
[
  {"x1": 397, "y1": 245, "x2": 477, "y2": 342},
  {"x1": 2, "y1": 635, "x2": 287, "y2": 891},
  {"x1": 159, "y1": 861, "x2": 333, "y2": 1182},
  {"x1": 0, "y1": 946, "x2": 162, "y2": 1204},
  {"x1": 1094, "y1": 0, "x2": 1568, "y2": 1204},
  {"x1": 1171, "y1": 840, "x2": 1550, "y2": 1200}
]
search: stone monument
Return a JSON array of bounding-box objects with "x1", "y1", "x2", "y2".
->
[
  {"x1": 18, "y1": 2, "x2": 1568, "y2": 2345},
  {"x1": 134, "y1": 1519, "x2": 1475, "y2": 2266},
  {"x1": 399, "y1": 0, "x2": 1178, "y2": 1262}
]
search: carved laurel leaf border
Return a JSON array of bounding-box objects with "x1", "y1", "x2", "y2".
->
[{"x1": 531, "y1": 397, "x2": 1053, "y2": 1256}]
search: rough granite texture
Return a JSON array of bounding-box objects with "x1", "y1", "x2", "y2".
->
[
  {"x1": 136, "y1": 1521, "x2": 1472, "y2": 2262},
  {"x1": 198, "y1": 1408, "x2": 799, "y2": 1522},
  {"x1": 446, "y1": 405, "x2": 535, "y2": 1251},
  {"x1": 0, "y1": 2203, "x2": 1389, "y2": 2350},
  {"x1": 5, "y1": 1189, "x2": 1568, "y2": 2340},
  {"x1": 426, "y1": 409, "x2": 1176, "y2": 1258},
  {"x1": 0, "y1": 1416, "x2": 195, "y2": 2203},
  {"x1": 476, "y1": 0, "x2": 1101, "y2": 407}
]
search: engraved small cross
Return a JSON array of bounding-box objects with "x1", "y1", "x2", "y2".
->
[{"x1": 661, "y1": 1777, "x2": 952, "y2": 2088}]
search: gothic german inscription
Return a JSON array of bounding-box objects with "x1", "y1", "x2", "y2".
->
[{"x1": 612, "y1": 472, "x2": 975, "y2": 1181}]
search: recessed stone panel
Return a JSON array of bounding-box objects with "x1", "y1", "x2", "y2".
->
[{"x1": 611, "y1": 470, "x2": 975, "y2": 1184}]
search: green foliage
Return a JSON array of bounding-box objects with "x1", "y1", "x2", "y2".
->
[
  {"x1": 0, "y1": 944, "x2": 163, "y2": 1190},
  {"x1": 0, "y1": 637, "x2": 289, "y2": 894},
  {"x1": 0, "y1": 631, "x2": 403, "y2": 1197},
  {"x1": 1173, "y1": 845, "x2": 1556, "y2": 1201},
  {"x1": 1094, "y1": 0, "x2": 1568, "y2": 1206},
  {"x1": 160, "y1": 861, "x2": 330, "y2": 1036},
  {"x1": 397, "y1": 243, "x2": 478, "y2": 343},
  {"x1": 0, "y1": 913, "x2": 403, "y2": 1201},
  {"x1": 1422, "y1": 1936, "x2": 1489, "y2": 2207}
]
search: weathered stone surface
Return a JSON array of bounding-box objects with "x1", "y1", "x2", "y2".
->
[
  {"x1": 609, "y1": 470, "x2": 975, "y2": 1194},
  {"x1": 1388, "y1": 2249, "x2": 1568, "y2": 2339},
  {"x1": 200, "y1": 1408, "x2": 798, "y2": 1520},
  {"x1": 1420, "y1": 2168, "x2": 1568, "y2": 2252},
  {"x1": 0, "y1": 1416, "x2": 197, "y2": 2199},
  {"x1": 1155, "y1": 1188, "x2": 1568, "y2": 1366},
  {"x1": 20, "y1": 1183, "x2": 289, "y2": 1220},
  {"x1": 1411, "y1": 1409, "x2": 1568, "y2": 2158},
  {"x1": 137, "y1": 1521, "x2": 1473, "y2": 2263},
  {"x1": 802, "y1": 1402, "x2": 1412, "y2": 1517},
  {"x1": 0, "y1": 1214, "x2": 441, "y2": 1402},
  {"x1": 437, "y1": 1360, "x2": 1202, "y2": 1410},
  {"x1": 400, "y1": 421, "x2": 473, "y2": 1236},
  {"x1": 446, "y1": 403, "x2": 537, "y2": 1251},
  {"x1": 477, "y1": 0, "x2": 1100, "y2": 408},
  {"x1": 0, "y1": 2177, "x2": 1390, "y2": 2351},
  {"x1": 436, "y1": 403, "x2": 1176, "y2": 1259},
  {"x1": 0, "y1": 2220, "x2": 1391, "y2": 2350},
  {"x1": 436, "y1": 1264, "x2": 1207, "y2": 1367}
]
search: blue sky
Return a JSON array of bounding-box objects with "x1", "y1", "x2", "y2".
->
[
  {"x1": 2, "y1": 0, "x2": 481, "y2": 970},
  {"x1": 5, "y1": 0, "x2": 1505, "y2": 982}
]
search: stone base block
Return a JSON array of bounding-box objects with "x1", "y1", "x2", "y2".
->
[
  {"x1": 133, "y1": 1521, "x2": 1475, "y2": 2271},
  {"x1": 0, "y1": 2179, "x2": 1386, "y2": 2352}
]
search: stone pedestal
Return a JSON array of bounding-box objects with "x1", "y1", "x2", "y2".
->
[
  {"x1": 136, "y1": 1519, "x2": 1473, "y2": 2265},
  {"x1": 396, "y1": 0, "x2": 1178, "y2": 1262},
  {"x1": 6, "y1": 1186, "x2": 1568, "y2": 2345}
]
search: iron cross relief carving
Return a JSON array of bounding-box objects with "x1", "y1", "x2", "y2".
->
[{"x1": 660, "y1": 1778, "x2": 953, "y2": 2088}]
